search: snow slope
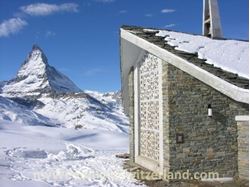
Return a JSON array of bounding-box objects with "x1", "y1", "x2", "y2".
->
[
  {"x1": 0, "y1": 121, "x2": 143, "y2": 187},
  {"x1": 35, "y1": 93, "x2": 128, "y2": 132},
  {"x1": 155, "y1": 30, "x2": 249, "y2": 78},
  {"x1": 2, "y1": 45, "x2": 81, "y2": 98},
  {"x1": 0, "y1": 96, "x2": 55, "y2": 126}
]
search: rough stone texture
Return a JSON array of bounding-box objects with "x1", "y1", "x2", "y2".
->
[
  {"x1": 237, "y1": 120, "x2": 249, "y2": 180},
  {"x1": 162, "y1": 61, "x2": 170, "y2": 173},
  {"x1": 163, "y1": 62, "x2": 249, "y2": 178},
  {"x1": 128, "y1": 67, "x2": 135, "y2": 163},
  {"x1": 127, "y1": 50, "x2": 249, "y2": 179},
  {"x1": 139, "y1": 53, "x2": 161, "y2": 162}
]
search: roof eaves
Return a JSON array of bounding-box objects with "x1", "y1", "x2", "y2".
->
[
  {"x1": 120, "y1": 28, "x2": 249, "y2": 104},
  {"x1": 122, "y1": 27, "x2": 249, "y2": 89}
]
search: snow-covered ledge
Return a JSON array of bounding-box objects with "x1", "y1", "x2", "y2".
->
[
  {"x1": 235, "y1": 115, "x2": 249, "y2": 122},
  {"x1": 121, "y1": 29, "x2": 249, "y2": 104}
]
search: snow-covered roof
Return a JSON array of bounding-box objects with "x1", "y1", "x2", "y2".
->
[
  {"x1": 120, "y1": 26, "x2": 249, "y2": 107},
  {"x1": 156, "y1": 30, "x2": 249, "y2": 78}
]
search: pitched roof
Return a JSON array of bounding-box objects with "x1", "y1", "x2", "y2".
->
[{"x1": 121, "y1": 25, "x2": 249, "y2": 89}]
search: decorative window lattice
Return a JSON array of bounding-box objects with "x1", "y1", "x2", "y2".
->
[{"x1": 139, "y1": 53, "x2": 161, "y2": 161}]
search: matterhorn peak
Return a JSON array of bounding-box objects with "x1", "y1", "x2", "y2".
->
[
  {"x1": 30, "y1": 44, "x2": 46, "y2": 57},
  {"x1": 1, "y1": 45, "x2": 81, "y2": 97},
  {"x1": 24, "y1": 44, "x2": 48, "y2": 67},
  {"x1": 32, "y1": 44, "x2": 42, "y2": 51},
  {"x1": 19, "y1": 45, "x2": 48, "y2": 77}
]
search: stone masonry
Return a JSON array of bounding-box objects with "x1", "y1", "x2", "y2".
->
[
  {"x1": 162, "y1": 60, "x2": 248, "y2": 178},
  {"x1": 236, "y1": 116, "x2": 249, "y2": 180},
  {"x1": 128, "y1": 51, "x2": 249, "y2": 179}
]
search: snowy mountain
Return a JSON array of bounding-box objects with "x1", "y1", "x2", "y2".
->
[
  {"x1": 2, "y1": 45, "x2": 81, "y2": 98},
  {"x1": 35, "y1": 92, "x2": 128, "y2": 132},
  {"x1": 0, "y1": 45, "x2": 139, "y2": 187},
  {"x1": 0, "y1": 45, "x2": 128, "y2": 132},
  {"x1": 0, "y1": 96, "x2": 55, "y2": 126},
  {"x1": 0, "y1": 81, "x2": 6, "y2": 93}
]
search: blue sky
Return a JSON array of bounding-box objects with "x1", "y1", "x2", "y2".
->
[{"x1": 0, "y1": 0, "x2": 248, "y2": 92}]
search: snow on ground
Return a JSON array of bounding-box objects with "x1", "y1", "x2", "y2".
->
[
  {"x1": 0, "y1": 120, "x2": 144, "y2": 187},
  {"x1": 155, "y1": 30, "x2": 249, "y2": 78}
]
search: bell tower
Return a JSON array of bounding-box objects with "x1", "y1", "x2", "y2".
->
[{"x1": 203, "y1": 0, "x2": 223, "y2": 39}]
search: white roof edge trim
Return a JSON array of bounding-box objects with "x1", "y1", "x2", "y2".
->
[{"x1": 121, "y1": 29, "x2": 249, "y2": 104}]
